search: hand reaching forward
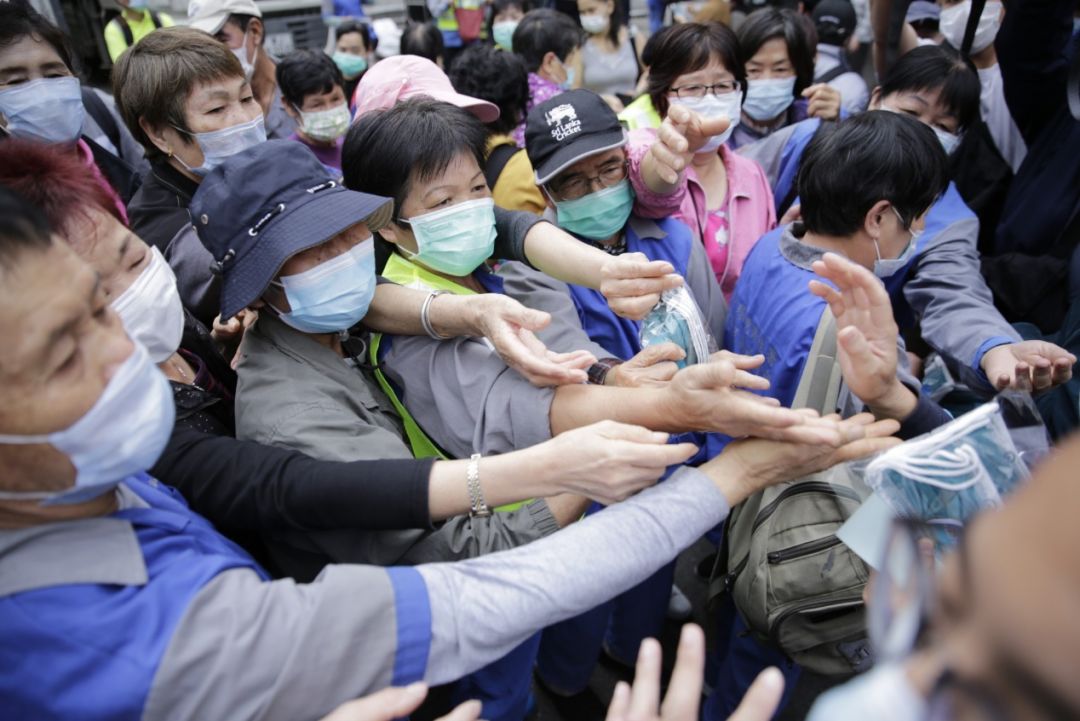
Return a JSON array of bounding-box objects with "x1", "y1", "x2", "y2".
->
[
  {"x1": 981, "y1": 340, "x2": 1075, "y2": 393},
  {"x1": 646, "y1": 103, "x2": 732, "y2": 186},
  {"x1": 319, "y1": 683, "x2": 480, "y2": 721},
  {"x1": 809, "y1": 252, "x2": 917, "y2": 421},
  {"x1": 470, "y1": 293, "x2": 597, "y2": 387},
  {"x1": 605, "y1": 624, "x2": 786, "y2": 721},
  {"x1": 601, "y1": 251, "x2": 684, "y2": 320}
]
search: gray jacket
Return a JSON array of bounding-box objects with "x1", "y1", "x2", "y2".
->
[{"x1": 234, "y1": 314, "x2": 559, "y2": 581}]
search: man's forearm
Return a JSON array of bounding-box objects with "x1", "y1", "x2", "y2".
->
[
  {"x1": 522, "y1": 221, "x2": 611, "y2": 290},
  {"x1": 549, "y1": 384, "x2": 681, "y2": 436}
]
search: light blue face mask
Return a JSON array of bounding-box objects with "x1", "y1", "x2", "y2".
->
[
  {"x1": 552, "y1": 179, "x2": 635, "y2": 241},
  {"x1": 399, "y1": 197, "x2": 497, "y2": 276},
  {"x1": 742, "y1": 76, "x2": 796, "y2": 122},
  {"x1": 873, "y1": 208, "x2": 922, "y2": 278},
  {"x1": 273, "y1": 239, "x2": 377, "y2": 333},
  {"x1": 174, "y1": 115, "x2": 267, "y2": 177},
  {"x1": 492, "y1": 20, "x2": 518, "y2": 50},
  {"x1": 0, "y1": 342, "x2": 175, "y2": 506},
  {"x1": 0, "y1": 76, "x2": 85, "y2": 145},
  {"x1": 559, "y1": 62, "x2": 576, "y2": 91}
]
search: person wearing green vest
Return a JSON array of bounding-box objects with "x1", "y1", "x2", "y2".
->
[{"x1": 103, "y1": 0, "x2": 174, "y2": 62}]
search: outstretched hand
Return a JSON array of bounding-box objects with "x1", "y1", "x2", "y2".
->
[
  {"x1": 647, "y1": 104, "x2": 732, "y2": 186},
  {"x1": 600, "y1": 251, "x2": 684, "y2": 320},
  {"x1": 319, "y1": 683, "x2": 480, "y2": 721},
  {"x1": 981, "y1": 341, "x2": 1075, "y2": 393}
]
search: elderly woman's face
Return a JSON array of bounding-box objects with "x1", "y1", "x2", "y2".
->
[
  {"x1": 0, "y1": 35, "x2": 72, "y2": 90},
  {"x1": 183, "y1": 75, "x2": 262, "y2": 135}
]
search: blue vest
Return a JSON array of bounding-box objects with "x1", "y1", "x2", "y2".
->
[
  {"x1": 0, "y1": 474, "x2": 267, "y2": 721},
  {"x1": 566, "y1": 216, "x2": 694, "y2": 361},
  {"x1": 725, "y1": 227, "x2": 827, "y2": 408}
]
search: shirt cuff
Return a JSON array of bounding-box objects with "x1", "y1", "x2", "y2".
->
[
  {"x1": 972, "y1": 336, "x2": 1016, "y2": 378},
  {"x1": 897, "y1": 392, "x2": 952, "y2": 441},
  {"x1": 386, "y1": 566, "x2": 432, "y2": 686}
]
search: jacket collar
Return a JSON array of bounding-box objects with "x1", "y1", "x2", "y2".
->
[
  {"x1": 149, "y1": 158, "x2": 201, "y2": 202},
  {"x1": 0, "y1": 484, "x2": 149, "y2": 597},
  {"x1": 778, "y1": 222, "x2": 832, "y2": 270}
]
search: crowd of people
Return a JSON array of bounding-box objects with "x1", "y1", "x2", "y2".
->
[{"x1": 1, "y1": 0, "x2": 1079, "y2": 718}]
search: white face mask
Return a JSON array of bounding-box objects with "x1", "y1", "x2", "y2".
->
[
  {"x1": 671, "y1": 91, "x2": 743, "y2": 154},
  {"x1": 0, "y1": 343, "x2": 175, "y2": 505},
  {"x1": 806, "y1": 662, "x2": 929, "y2": 721},
  {"x1": 879, "y1": 104, "x2": 962, "y2": 155},
  {"x1": 110, "y1": 246, "x2": 186, "y2": 364},
  {"x1": 873, "y1": 207, "x2": 922, "y2": 279},
  {"x1": 940, "y1": 0, "x2": 1002, "y2": 55},
  {"x1": 231, "y1": 31, "x2": 257, "y2": 79},
  {"x1": 299, "y1": 103, "x2": 351, "y2": 142},
  {"x1": 580, "y1": 12, "x2": 609, "y2": 34}
]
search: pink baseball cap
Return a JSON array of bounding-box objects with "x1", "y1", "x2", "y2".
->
[{"x1": 352, "y1": 55, "x2": 500, "y2": 124}]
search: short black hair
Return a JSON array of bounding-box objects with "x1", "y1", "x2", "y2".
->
[
  {"x1": 277, "y1": 49, "x2": 344, "y2": 108},
  {"x1": 400, "y1": 21, "x2": 445, "y2": 66},
  {"x1": 513, "y1": 9, "x2": 584, "y2": 72},
  {"x1": 343, "y1": 98, "x2": 488, "y2": 220},
  {"x1": 798, "y1": 111, "x2": 948, "y2": 236},
  {"x1": 737, "y1": 7, "x2": 816, "y2": 95},
  {"x1": 448, "y1": 44, "x2": 529, "y2": 136},
  {"x1": 336, "y1": 19, "x2": 377, "y2": 54},
  {"x1": 879, "y1": 44, "x2": 980, "y2": 132},
  {"x1": 0, "y1": 187, "x2": 53, "y2": 275},
  {"x1": 0, "y1": 0, "x2": 76, "y2": 74},
  {"x1": 645, "y1": 22, "x2": 745, "y2": 119}
]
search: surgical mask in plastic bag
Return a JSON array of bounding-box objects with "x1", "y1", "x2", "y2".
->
[
  {"x1": 864, "y1": 397, "x2": 1034, "y2": 556},
  {"x1": 639, "y1": 286, "x2": 717, "y2": 368}
]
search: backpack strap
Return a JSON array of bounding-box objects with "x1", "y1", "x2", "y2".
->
[
  {"x1": 112, "y1": 16, "x2": 135, "y2": 47},
  {"x1": 484, "y1": 143, "x2": 518, "y2": 190},
  {"x1": 80, "y1": 86, "x2": 123, "y2": 156},
  {"x1": 960, "y1": 0, "x2": 987, "y2": 56},
  {"x1": 150, "y1": 10, "x2": 162, "y2": 28},
  {"x1": 815, "y1": 63, "x2": 849, "y2": 85},
  {"x1": 791, "y1": 308, "x2": 842, "y2": 414}
]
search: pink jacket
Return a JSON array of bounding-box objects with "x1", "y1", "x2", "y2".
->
[{"x1": 627, "y1": 130, "x2": 776, "y2": 299}]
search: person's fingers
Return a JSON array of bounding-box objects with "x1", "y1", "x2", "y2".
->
[
  {"x1": 727, "y1": 668, "x2": 785, "y2": 721},
  {"x1": 830, "y1": 435, "x2": 904, "y2": 464},
  {"x1": 615, "y1": 439, "x2": 701, "y2": 470},
  {"x1": 666, "y1": 103, "x2": 692, "y2": 136},
  {"x1": 497, "y1": 302, "x2": 552, "y2": 332},
  {"x1": 628, "y1": 638, "x2": 663, "y2": 718},
  {"x1": 436, "y1": 700, "x2": 483, "y2": 721},
  {"x1": 604, "y1": 254, "x2": 677, "y2": 281},
  {"x1": 657, "y1": 123, "x2": 689, "y2": 157},
  {"x1": 659, "y1": 624, "x2": 706, "y2": 721},
  {"x1": 731, "y1": 369, "x2": 771, "y2": 391},
  {"x1": 320, "y1": 683, "x2": 429, "y2": 721},
  {"x1": 801, "y1": 82, "x2": 826, "y2": 99},
  {"x1": 595, "y1": 420, "x2": 672, "y2": 445},
  {"x1": 636, "y1": 362, "x2": 681, "y2": 386},
  {"x1": 1052, "y1": 357, "x2": 1074, "y2": 385},
  {"x1": 696, "y1": 114, "x2": 731, "y2": 140},
  {"x1": 631, "y1": 342, "x2": 687, "y2": 367},
  {"x1": 1030, "y1": 359, "x2": 1054, "y2": 391},
  {"x1": 606, "y1": 681, "x2": 632, "y2": 721},
  {"x1": 710, "y1": 350, "x2": 765, "y2": 369},
  {"x1": 650, "y1": 139, "x2": 687, "y2": 172}
]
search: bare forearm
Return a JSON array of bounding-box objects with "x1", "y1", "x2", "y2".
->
[
  {"x1": 365, "y1": 283, "x2": 486, "y2": 338},
  {"x1": 549, "y1": 384, "x2": 679, "y2": 436},
  {"x1": 427, "y1": 450, "x2": 586, "y2": 524},
  {"x1": 522, "y1": 221, "x2": 610, "y2": 289}
]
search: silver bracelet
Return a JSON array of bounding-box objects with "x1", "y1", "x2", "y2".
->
[
  {"x1": 467, "y1": 453, "x2": 491, "y2": 518},
  {"x1": 420, "y1": 289, "x2": 452, "y2": 340}
]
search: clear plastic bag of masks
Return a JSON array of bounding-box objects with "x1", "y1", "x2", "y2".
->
[
  {"x1": 639, "y1": 286, "x2": 718, "y2": 368},
  {"x1": 863, "y1": 393, "x2": 1049, "y2": 558}
]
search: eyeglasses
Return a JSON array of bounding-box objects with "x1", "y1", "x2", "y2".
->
[
  {"x1": 549, "y1": 159, "x2": 628, "y2": 201},
  {"x1": 669, "y1": 80, "x2": 741, "y2": 99}
]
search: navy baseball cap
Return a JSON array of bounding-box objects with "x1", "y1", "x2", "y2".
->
[
  {"x1": 525, "y1": 89, "x2": 628, "y2": 186},
  {"x1": 812, "y1": 0, "x2": 856, "y2": 45},
  {"x1": 190, "y1": 140, "x2": 393, "y2": 320}
]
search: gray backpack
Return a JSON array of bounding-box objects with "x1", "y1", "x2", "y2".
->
[{"x1": 710, "y1": 310, "x2": 875, "y2": 676}]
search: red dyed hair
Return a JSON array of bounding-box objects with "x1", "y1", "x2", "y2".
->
[{"x1": 0, "y1": 141, "x2": 124, "y2": 240}]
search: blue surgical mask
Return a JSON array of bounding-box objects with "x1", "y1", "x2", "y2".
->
[
  {"x1": 127, "y1": 0, "x2": 149, "y2": 9},
  {"x1": 559, "y1": 61, "x2": 576, "y2": 91},
  {"x1": 492, "y1": 20, "x2": 518, "y2": 50},
  {"x1": 399, "y1": 198, "x2": 498, "y2": 276},
  {"x1": 333, "y1": 51, "x2": 369, "y2": 78},
  {"x1": 873, "y1": 207, "x2": 921, "y2": 278},
  {"x1": 742, "y1": 76, "x2": 796, "y2": 122},
  {"x1": 0, "y1": 342, "x2": 175, "y2": 505},
  {"x1": 273, "y1": 239, "x2": 377, "y2": 333},
  {"x1": 0, "y1": 76, "x2": 85, "y2": 145},
  {"x1": 670, "y1": 91, "x2": 743, "y2": 154},
  {"x1": 553, "y1": 179, "x2": 635, "y2": 241},
  {"x1": 174, "y1": 115, "x2": 267, "y2": 177}
]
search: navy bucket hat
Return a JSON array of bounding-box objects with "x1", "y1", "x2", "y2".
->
[{"x1": 190, "y1": 140, "x2": 393, "y2": 320}]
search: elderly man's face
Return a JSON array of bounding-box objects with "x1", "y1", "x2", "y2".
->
[{"x1": 0, "y1": 241, "x2": 133, "y2": 496}]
